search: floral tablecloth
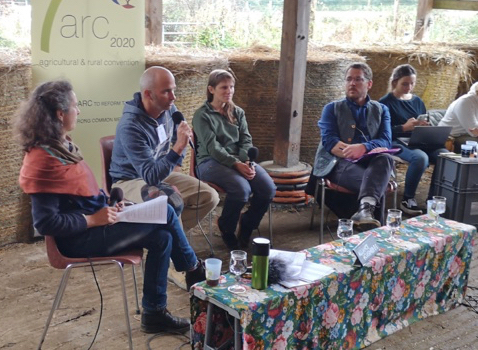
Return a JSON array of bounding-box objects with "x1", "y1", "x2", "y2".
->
[{"x1": 190, "y1": 216, "x2": 476, "y2": 350}]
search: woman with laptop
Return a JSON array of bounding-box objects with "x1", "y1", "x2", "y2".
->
[{"x1": 379, "y1": 64, "x2": 447, "y2": 215}]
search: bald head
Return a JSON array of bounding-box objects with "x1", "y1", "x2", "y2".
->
[
  {"x1": 140, "y1": 66, "x2": 177, "y2": 117},
  {"x1": 140, "y1": 66, "x2": 174, "y2": 93}
]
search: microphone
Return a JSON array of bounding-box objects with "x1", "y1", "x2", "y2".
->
[
  {"x1": 171, "y1": 111, "x2": 195, "y2": 150},
  {"x1": 247, "y1": 147, "x2": 259, "y2": 169},
  {"x1": 109, "y1": 187, "x2": 123, "y2": 207}
]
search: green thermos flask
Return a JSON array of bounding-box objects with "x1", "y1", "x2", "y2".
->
[{"x1": 252, "y1": 237, "x2": 270, "y2": 290}]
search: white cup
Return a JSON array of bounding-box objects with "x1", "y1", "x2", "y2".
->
[
  {"x1": 205, "y1": 258, "x2": 222, "y2": 287},
  {"x1": 466, "y1": 140, "x2": 477, "y2": 156},
  {"x1": 461, "y1": 144, "x2": 473, "y2": 158}
]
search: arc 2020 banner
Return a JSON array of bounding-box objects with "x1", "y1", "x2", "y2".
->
[{"x1": 32, "y1": 0, "x2": 145, "y2": 181}]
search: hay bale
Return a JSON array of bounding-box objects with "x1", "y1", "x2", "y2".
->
[
  {"x1": 317, "y1": 43, "x2": 474, "y2": 110},
  {"x1": 448, "y1": 44, "x2": 478, "y2": 98},
  {"x1": 146, "y1": 46, "x2": 229, "y2": 172},
  {"x1": 0, "y1": 48, "x2": 33, "y2": 246},
  {"x1": 229, "y1": 46, "x2": 362, "y2": 165}
]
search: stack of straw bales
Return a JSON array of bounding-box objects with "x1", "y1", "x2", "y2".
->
[
  {"x1": 229, "y1": 46, "x2": 363, "y2": 165},
  {"x1": 317, "y1": 43, "x2": 474, "y2": 110},
  {"x1": 0, "y1": 48, "x2": 32, "y2": 245}
]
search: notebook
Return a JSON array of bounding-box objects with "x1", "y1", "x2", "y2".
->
[{"x1": 397, "y1": 126, "x2": 452, "y2": 149}]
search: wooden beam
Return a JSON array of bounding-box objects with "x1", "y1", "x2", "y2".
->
[
  {"x1": 414, "y1": 0, "x2": 433, "y2": 41},
  {"x1": 434, "y1": 0, "x2": 478, "y2": 10},
  {"x1": 146, "y1": 0, "x2": 163, "y2": 45},
  {"x1": 273, "y1": 0, "x2": 311, "y2": 168}
]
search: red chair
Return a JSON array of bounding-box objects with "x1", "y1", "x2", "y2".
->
[
  {"x1": 189, "y1": 132, "x2": 273, "y2": 244},
  {"x1": 37, "y1": 235, "x2": 143, "y2": 350},
  {"x1": 99, "y1": 135, "x2": 116, "y2": 196}
]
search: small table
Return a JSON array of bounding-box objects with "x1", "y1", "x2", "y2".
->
[{"x1": 190, "y1": 215, "x2": 476, "y2": 350}]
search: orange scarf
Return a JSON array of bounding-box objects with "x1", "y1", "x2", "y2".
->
[{"x1": 19, "y1": 145, "x2": 99, "y2": 197}]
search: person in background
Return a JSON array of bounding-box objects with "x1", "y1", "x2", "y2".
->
[
  {"x1": 192, "y1": 69, "x2": 276, "y2": 250},
  {"x1": 380, "y1": 64, "x2": 447, "y2": 214},
  {"x1": 14, "y1": 80, "x2": 205, "y2": 334},
  {"x1": 439, "y1": 82, "x2": 478, "y2": 150},
  {"x1": 314, "y1": 62, "x2": 393, "y2": 227},
  {"x1": 109, "y1": 66, "x2": 219, "y2": 290}
]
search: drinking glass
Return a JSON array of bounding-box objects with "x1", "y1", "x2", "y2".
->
[
  {"x1": 228, "y1": 250, "x2": 248, "y2": 293},
  {"x1": 430, "y1": 196, "x2": 447, "y2": 226},
  {"x1": 386, "y1": 209, "x2": 402, "y2": 242},
  {"x1": 335, "y1": 219, "x2": 354, "y2": 255}
]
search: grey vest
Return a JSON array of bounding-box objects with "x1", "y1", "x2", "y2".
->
[{"x1": 313, "y1": 99, "x2": 383, "y2": 177}]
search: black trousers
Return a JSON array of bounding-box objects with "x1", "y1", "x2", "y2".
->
[{"x1": 327, "y1": 154, "x2": 394, "y2": 223}]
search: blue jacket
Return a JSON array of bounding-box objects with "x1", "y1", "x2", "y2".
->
[
  {"x1": 313, "y1": 97, "x2": 392, "y2": 177},
  {"x1": 109, "y1": 92, "x2": 184, "y2": 186}
]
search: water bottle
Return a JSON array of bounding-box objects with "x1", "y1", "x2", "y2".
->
[{"x1": 251, "y1": 237, "x2": 270, "y2": 290}]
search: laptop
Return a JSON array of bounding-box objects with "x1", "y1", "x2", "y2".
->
[{"x1": 397, "y1": 126, "x2": 452, "y2": 149}]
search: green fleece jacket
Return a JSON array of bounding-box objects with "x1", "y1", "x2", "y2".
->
[{"x1": 192, "y1": 101, "x2": 253, "y2": 168}]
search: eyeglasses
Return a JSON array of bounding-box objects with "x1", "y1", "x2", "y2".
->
[{"x1": 345, "y1": 77, "x2": 367, "y2": 83}]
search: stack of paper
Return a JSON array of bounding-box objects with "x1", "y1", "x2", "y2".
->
[
  {"x1": 116, "y1": 195, "x2": 167, "y2": 224},
  {"x1": 269, "y1": 249, "x2": 335, "y2": 288}
]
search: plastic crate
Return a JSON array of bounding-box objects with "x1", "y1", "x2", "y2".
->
[
  {"x1": 434, "y1": 184, "x2": 478, "y2": 226},
  {"x1": 434, "y1": 155, "x2": 478, "y2": 192}
]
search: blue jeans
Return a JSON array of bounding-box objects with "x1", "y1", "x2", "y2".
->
[
  {"x1": 56, "y1": 204, "x2": 197, "y2": 311},
  {"x1": 197, "y1": 158, "x2": 276, "y2": 235},
  {"x1": 197, "y1": 158, "x2": 276, "y2": 202},
  {"x1": 392, "y1": 142, "x2": 447, "y2": 199}
]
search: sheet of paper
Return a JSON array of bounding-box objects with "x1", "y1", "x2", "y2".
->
[
  {"x1": 116, "y1": 195, "x2": 167, "y2": 224},
  {"x1": 299, "y1": 260, "x2": 335, "y2": 282},
  {"x1": 280, "y1": 279, "x2": 310, "y2": 288}
]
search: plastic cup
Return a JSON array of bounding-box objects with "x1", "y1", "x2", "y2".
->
[
  {"x1": 461, "y1": 144, "x2": 472, "y2": 158},
  {"x1": 205, "y1": 258, "x2": 222, "y2": 287},
  {"x1": 465, "y1": 140, "x2": 477, "y2": 156}
]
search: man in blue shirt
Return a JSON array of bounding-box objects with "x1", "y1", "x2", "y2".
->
[{"x1": 313, "y1": 62, "x2": 394, "y2": 227}]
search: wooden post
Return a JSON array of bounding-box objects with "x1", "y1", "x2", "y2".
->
[
  {"x1": 146, "y1": 0, "x2": 163, "y2": 45},
  {"x1": 273, "y1": 0, "x2": 311, "y2": 168},
  {"x1": 393, "y1": 0, "x2": 400, "y2": 40},
  {"x1": 414, "y1": 0, "x2": 433, "y2": 41}
]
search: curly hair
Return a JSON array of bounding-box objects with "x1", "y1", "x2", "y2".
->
[
  {"x1": 206, "y1": 69, "x2": 236, "y2": 123},
  {"x1": 13, "y1": 80, "x2": 73, "y2": 152},
  {"x1": 388, "y1": 64, "x2": 417, "y2": 92}
]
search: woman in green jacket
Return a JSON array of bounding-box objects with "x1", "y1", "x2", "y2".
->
[{"x1": 192, "y1": 69, "x2": 276, "y2": 250}]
